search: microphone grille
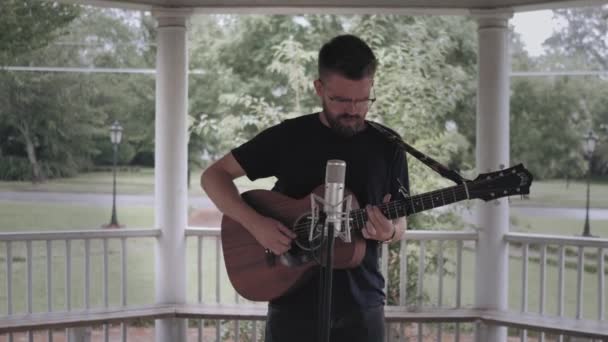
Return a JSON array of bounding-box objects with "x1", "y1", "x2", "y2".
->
[{"x1": 325, "y1": 160, "x2": 346, "y2": 183}]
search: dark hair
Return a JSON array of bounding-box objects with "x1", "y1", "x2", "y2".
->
[{"x1": 318, "y1": 34, "x2": 377, "y2": 80}]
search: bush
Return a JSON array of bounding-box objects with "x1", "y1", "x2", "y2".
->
[{"x1": 0, "y1": 156, "x2": 33, "y2": 181}]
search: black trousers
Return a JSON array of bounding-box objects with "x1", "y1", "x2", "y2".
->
[{"x1": 264, "y1": 305, "x2": 385, "y2": 342}]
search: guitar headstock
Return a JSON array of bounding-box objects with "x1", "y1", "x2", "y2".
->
[{"x1": 469, "y1": 164, "x2": 533, "y2": 201}]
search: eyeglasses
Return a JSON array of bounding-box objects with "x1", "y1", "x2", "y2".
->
[
  {"x1": 327, "y1": 94, "x2": 376, "y2": 110},
  {"x1": 321, "y1": 81, "x2": 377, "y2": 111}
]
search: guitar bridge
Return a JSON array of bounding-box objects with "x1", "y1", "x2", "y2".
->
[{"x1": 265, "y1": 249, "x2": 276, "y2": 267}]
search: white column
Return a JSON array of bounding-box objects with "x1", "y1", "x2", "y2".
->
[
  {"x1": 472, "y1": 10, "x2": 512, "y2": 342},
  {"x1": 153, "y1": 9, "x2": 190, "y2": 342}
]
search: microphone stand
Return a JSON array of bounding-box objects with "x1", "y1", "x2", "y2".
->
[{"x1": 317, "y1": 219, "x2": 335, "y2": 342}]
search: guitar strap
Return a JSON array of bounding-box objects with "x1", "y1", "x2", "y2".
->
[{"x1": 368, "y1": 121, "x2": 469, "y2": 185}]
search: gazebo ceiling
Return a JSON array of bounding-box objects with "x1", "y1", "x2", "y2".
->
[{"x1": 65, "y1": 0, "x2": 607, "y2": 14}]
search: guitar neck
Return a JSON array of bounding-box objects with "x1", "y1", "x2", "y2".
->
[{"x1": 349, "y1": 183, "x2": 472, "y2": 231}]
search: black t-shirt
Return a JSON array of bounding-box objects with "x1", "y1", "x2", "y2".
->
[{"x1": 231, "y1": 113, "x2": 409, "y2": 316}]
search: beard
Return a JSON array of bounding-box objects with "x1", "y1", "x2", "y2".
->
[{"x1": 322, "y1": 102, "x2": 366, "y2": 138}]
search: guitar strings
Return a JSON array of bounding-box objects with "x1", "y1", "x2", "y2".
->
[{"x1": 288, "y1": 186, "x2": 471, "y2": 238}]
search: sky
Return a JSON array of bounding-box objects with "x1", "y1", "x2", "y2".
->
[{"x1": 511, "y1": 10, "x2": 560, "y2": 57}]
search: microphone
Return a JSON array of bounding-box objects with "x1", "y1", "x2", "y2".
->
[{"x1": 324, "y1": 160, "x2": 346, "y2": 235}]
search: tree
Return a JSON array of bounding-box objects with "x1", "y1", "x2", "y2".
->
[
  {"x1": 540, "y1": 6, "x2": 608, "y2": 176},
  {"x1": 0, "y1": 0, "x2": 79, "y2": 64},
  {"x1": 0, "y1": 6, "x2": 156, "y2": 181},
  {"x1": 545, "y1": 6, "x2": 608, "y2": 69}
]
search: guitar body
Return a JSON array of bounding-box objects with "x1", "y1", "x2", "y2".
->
[{"x1": 221, "y1": 185, "x2": 366, "y2": 302}]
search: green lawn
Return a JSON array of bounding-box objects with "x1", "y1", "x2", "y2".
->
[
  {"x1": 0, "y1": 168, "x2": 276, "y2": 196},
  {"x1": 511, "y1": 215, "x2": 608, "y2": 239},
  {"x1": 510, "y1": 179, "x2": 608, "y2": 209}
]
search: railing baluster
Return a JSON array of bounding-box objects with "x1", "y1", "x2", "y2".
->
[
  {"x1": 121, "y1": 237, "x2": 127, "y2": 307},
  {"x1": 47, "y1": 240, "x2": 53, "y2": 342},
  {"x1": 47, "y1": 240, "x2": 53, "y2": 311},
  {"x1": 26, "y1": 240, "x2": 33, "y2": 342},
  {"x1": 576, "y1": 246, "x2": 584, "y2": 319},
  {"x1": 253, "y1": 320, "x2": 258, "y2": 342},
  {"x1": 27, "y1": 240, "x2": 32, "y2": 314},
  {"x1": 121, "y1": 237, "x2": 128, "y2": 342},
  {"x1": 417, "y1": 240, "x2": 425, "y2": 342},
  {"x1": 103, "y1": 238, "x2": 109, "y2": 307},
  {"x1": 521, "y1": 243, "x2": 529, "y2": 342},
  {"x1": 6, "y1": 241, "x2": 12, "y2": 316},
  {"x1": 122, "y1": 321, "x2": 127, "y2": 342},
  {"x1": 66, "y1": 240, "x2": 72, "y2": 311},
  {"x1": 455, "y1": 240, "x2": 463, "y2": 342},
  {"x1": 216, "y1": 237, "x2": 221, "y2": 342},
  {"x1": 598, "y1": 247, "x2": 604, "y2": 321},
  {"x1": 382, "y1": 243, "x2": 389, "y2": 294},
  {"x1": 558, "y1": 244, "x2": 565, "y2": 342},
  {"x1": 399, "y1": 238, "x2": 407, "y2": 342},
  {"x1": 65, "y1": 239, "x2": 71, "y2": 339},
  {"x1": 103, "y1": 238, "x2": 109, "y2": 342},
  {"x1": 198, "y1": 236, "x2": 204, "y2": 342},
  {"x1": 437, "y1": 240, "x2": 444, "y2": 341},
  {"x1": 418, "y1": 240, "x2": 425, "y2": 307},
  {"x1": 85, "y1": 238, "x2": 90, "y2": 310},
  {"x1": 198, "y1": 236, "x2": 203, "y2": 303},
  {"x1": 456, "y1": 240, "x2": 463, "y2": 308},
  {"x1": 235, "y1": 320, "x2": 240, "y2": 342},
  {"x1": 539, "y1": 244, "x2": 546, "y2": 342},
  {"x1": 216, "y1": 237, "x2": 221, "y2": 303}
]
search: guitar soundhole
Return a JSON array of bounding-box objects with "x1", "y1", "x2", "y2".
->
[{"x1": 292, "y1": 213, "x2": 324, "y2": 252}]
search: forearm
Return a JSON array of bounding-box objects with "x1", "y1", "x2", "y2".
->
[
  {"x1": 201, "y1": 167, "x2": 259, "y2": 228},
  {"x1": 392, "y1": 217, "x2": 407, "y2": 242}
]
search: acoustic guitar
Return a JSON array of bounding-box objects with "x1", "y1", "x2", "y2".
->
[{"x1": 221, "y1": 164, "x2": 532, "y2": 301}]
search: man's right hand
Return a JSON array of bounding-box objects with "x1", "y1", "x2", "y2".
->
[{"x1": 247, "y1": 215, "x2": 297, "y2": 255}]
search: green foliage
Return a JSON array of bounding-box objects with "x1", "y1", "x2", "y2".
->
[
  {"x1": 0, "y1": 0, "x2": 80, "y2": 63},
  {"x1": 0, "y1": 156, "x2": 32, "y2": 181},
  {"x1": 0, "y1": 7, "x2": 155, "y2": 181}
]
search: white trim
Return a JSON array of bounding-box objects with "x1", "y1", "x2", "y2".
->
[
  {"x1": 53, "y1": 0, "x2": 608, "y2": 14},
  {"x1": 512, "y1": 70, "x2": 608, "y2": 77},
  {"x1": 1, "y1": 66, "x2": 205, "y2": 75},
  {"x1": 505, "y1": 232, "x2": 608, "y2": 248},
  {"x1": 0, "y1": 229, "x2": 161, "y2": 241}
]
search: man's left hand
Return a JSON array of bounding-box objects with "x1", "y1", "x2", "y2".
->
[{"x1": 362, "y1": 194, "x2": 399, "y2": 242}]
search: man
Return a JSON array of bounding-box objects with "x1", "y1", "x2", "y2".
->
[{"x1": 201, "y1": 34, "x2": 408, "y2": 342}]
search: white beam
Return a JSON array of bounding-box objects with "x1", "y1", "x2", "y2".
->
[
  {"x1": 153, "y1": 8, "x2": 190, "y2": 342},
  {"x1": 473, "y1": 9, "x2": 512, "y2": 342}
]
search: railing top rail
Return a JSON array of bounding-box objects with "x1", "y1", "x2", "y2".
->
[
  {"x1": 0, "y1": 228, "x2": 162, "y2": 241},
  {"x1": 185, "y1": 227, "x2": 477, "y2": 241},
  {"x1": 186, "y1": 226, "x2": 221, "y2": 236},
  {"x1": 505, "y1": 232, "x2": 608, "y2": 248}
]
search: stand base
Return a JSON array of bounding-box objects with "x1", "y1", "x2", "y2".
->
[{"x1": 102, "y1": 223, "x2": 125, "y2": 229}]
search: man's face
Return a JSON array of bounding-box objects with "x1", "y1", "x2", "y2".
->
[{"x1": 314, "y1": 73, "x2": 374, "y2": 137}]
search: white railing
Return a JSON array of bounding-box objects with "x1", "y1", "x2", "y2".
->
[
  {"x1": 0, "y1": 228, "x2": 161, "y2": 341},
  {"x1": 1, "y1": 228, "x2": 607, "y2": 341},
  {"x1": 184, "y1": 227, "x2": 480, "y2": 342},
  {"x1": 505, "y1": 232, "x2": 608, "y2": 342}
]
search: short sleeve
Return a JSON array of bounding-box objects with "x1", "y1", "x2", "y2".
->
[{"x1": 231, "y1": 122, "x2": 287, "y2": 181}]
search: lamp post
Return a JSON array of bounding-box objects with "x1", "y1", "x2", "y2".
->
[
  {"x1": 581, "y1": 130, "x2": 598, "y2": 237},
  {"x1": 107, "y1": 120, "x2": 123, "y2": 228}
]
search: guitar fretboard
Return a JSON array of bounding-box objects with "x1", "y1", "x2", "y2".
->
[{"x1": 348, "y1": 183, "x2": 471, "y2": 231}]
